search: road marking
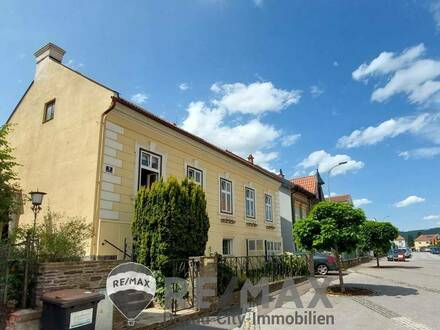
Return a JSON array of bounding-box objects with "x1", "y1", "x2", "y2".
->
[{"x1": 352, "y1": 296, "x2": 432, "y2": 330}]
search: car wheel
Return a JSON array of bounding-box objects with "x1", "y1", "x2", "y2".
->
[{"x1": 316, "y1": 264, "x2": 328, "y2": 275}]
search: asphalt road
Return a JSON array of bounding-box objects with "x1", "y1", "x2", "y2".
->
[{"x1": 172, "y1": 252, "x2": 440, "y2": 330}]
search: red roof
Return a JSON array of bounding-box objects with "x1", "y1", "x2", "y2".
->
[
  {"x1": 415, "y1": 234, "x2": 439, "y2": 242},
  {"x1": 290, "y1": 175, "x2": 317, "y2": 195},
  {"x1": 327, "y1": 194, "x2": 353, "y2": 203}
]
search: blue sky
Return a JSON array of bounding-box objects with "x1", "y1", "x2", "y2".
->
[{"x1": 1, "y1": 0, "x2": 440, "y2": 231}]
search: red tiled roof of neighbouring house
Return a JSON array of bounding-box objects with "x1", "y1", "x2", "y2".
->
[
  {"x1": 290, "y1": 175, "x2": 317, "y2": 195},
  {"x1": 395, "y1": 235, "x2": 405, "y2": 241},
  {"x1": 326, "y1": 194, "x2": 353, "y2": 203},
  {"x1": 415, "y1": 234, "x2": 439, "y2": 242}
]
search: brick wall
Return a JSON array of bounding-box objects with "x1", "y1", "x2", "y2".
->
[{"x1": 35, "y1": 260, "x2": 124, "y2": 305}]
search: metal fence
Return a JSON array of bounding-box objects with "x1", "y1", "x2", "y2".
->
[
  {"x1": 217, "y1": 254, "x2": 308, "y2": 295},
  {"x1": 0, "y1": 233, "x2": 36, "y2": 310}
]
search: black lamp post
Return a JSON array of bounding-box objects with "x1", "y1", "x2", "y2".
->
[{"x1": 29, "y1": 190, "x2": 46, "y2": 235}]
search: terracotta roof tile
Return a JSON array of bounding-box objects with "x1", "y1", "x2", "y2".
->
[
  {"x1": 415, "y1": 234, "x2": 439, "y2": 242},
  {"x1": 327, "y1": 194, "x2": 352, "y2": 203},
  {"x1": 290, "y1": 175, "x2": 317, "y2": 195}
]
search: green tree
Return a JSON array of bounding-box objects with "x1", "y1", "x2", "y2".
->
[
  {"x1": 0, "y1": 124, "x2": 19, "y2": 235},
  {"x1": 132, "y1": 176, "x2": 210, "y2": 274},
  {"x1": 360, "y1": 220, "x2": 399, "y2": 268},
  {"x1": 407, "y1": 234, "x2": 415, "y2": 248},
  {"x1": 293, "y1": 201, "x2": 366, "y2": 292}
]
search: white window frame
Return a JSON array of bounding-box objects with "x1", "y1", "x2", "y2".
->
[
  {"x1": 138, "y1": 149, "x2": 162, "y2": 189},
  {"x1": 187, "y1": 165, "x2": 203, "y2": 187},
  {"x1": 222, "y1": 238, "x2": 233, "y2": 256},
  {"x1": 220, "y1": 177, "x2": 233, "y2": 214},
  {"x1": 266, "y1": 240, "x2": 282, "y2": 255},
  {"x1": 265, "y1": 194, "x2": 273, "y2": 222},
  {"x1": 247, "y1": 239, "x2": 265, "y2": 255},
  {"x1": 245, "y1": 187, "x2": 256, "y2": 219}
]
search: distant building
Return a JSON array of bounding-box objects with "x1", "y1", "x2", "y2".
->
[
  {"x1": 326, "y1": 194, "x2": 353, "y2": 205},
  {"x1": 393, "y1": 235, "x2": 406, "y2": 248},
  {"x1": 414, "y1": 234, "x2": 439, "y2": 251}
]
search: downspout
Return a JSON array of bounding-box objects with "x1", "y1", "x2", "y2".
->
[{"x1": 90, "y1": 96, "x2": 118, "y2": 258}]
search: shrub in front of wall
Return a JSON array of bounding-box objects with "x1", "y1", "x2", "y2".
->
[{"x1": 132, "y1": 177, "x2": 210, "y2": 276}]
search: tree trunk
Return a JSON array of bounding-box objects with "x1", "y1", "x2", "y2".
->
[
  {"x1": 376, "y1": 255, "x2": 380, "y2": 268},
  {"x1": 334, "y1": 251, "x2": 345, "y2": 293}
]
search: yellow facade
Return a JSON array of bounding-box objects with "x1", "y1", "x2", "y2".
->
[
  {"x1": 97, "y1": 103, "x2": 283, "y2": 257},
  {"x1": 7, "y1": 44, "x2": 283, "y2": 258}
]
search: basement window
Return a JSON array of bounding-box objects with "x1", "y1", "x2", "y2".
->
[
  {"x1": 138, "y1": 149, "x2": 162, "y2": 189},
  {"x1": 43, "y1": 100, "x2": 55, "y2": 122}
]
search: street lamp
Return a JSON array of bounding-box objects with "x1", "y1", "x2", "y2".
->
[
  {"x1": 29, "y1": 190, "x2": 46, "y2": 233},
  {"x1": 327, "y1": 162, "x2": 348, "y2": 198}
]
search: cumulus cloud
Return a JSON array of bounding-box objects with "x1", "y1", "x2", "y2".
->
[
  {"x1": 131, "y1": 93, "x2": 149, "y2": 104},
  {"x1": 179, "y1": 82, "x2": 190, "y2": 91},
  {"x1": 353, "y1": 198, "x2": 372, "y2": 207},
  {"x1": 281, "y1": 134, "x2": 301, "y2": 147},
  {"x1": 337, "y1": 113, "x2": 440, "y2": 148},
  {"x1": 394, "y1": 195, "x2": 425, "y2": 208},
  {"x1": 424, "y1": 215, "x2": 440, "y2": 220},
  {"x1": 210, "y1": 81, "x2": 301, "y2": 115},
  {"x1": 181, "y1": 81, "x2": 300, "y2": 170},
  {"x1": 399, "y1": 147, "x2": 440, "y2": 159},
  {"x1": 296, "y1": 150, "x2": 364, "y2": 177},
  {"x1": 352, "y1": 43, "x2": 440, "y2": 104},
  {"x1": 310, "y1": 85, "x2": 324, "y2": 98}
]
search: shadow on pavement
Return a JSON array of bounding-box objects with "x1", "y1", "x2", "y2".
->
[
  {"x1": 347, "y1": 283, "x2": 419, "y2": 297},
  {"x1": 367, "y1": 265, "x2": 422, "y2": 269}
]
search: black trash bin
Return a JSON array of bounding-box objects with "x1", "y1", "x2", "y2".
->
[{"x1": 41, "y1": 289, "x2": 105, "y2": 330}]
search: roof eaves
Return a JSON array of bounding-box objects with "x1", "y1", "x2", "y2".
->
[{"x1": 112, "y1": 96, "x2": 283, "y2": 183}]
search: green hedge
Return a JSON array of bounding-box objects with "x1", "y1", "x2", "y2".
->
[{"x1": 132, "y1": 176, "x2": 210, "y2": 275}]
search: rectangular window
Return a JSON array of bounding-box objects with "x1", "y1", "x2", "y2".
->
[
  {"x1": 247, "y1": 239, "x2": 264, "y2": 253},
  {"x1": 43, "y1": 100, "x2": 55, "y2": 122},
  {"x1": 265, "y1": 194, "x2": 273, "y2": 222},
  {"x1": 245, "y1": 187, "x2": 255, "y2": 218},
  {"x1": 138, "y1": 149, "x2": 162, "y2": 189},
  {"x1": 266, "y1": 240, "x2": 282, "y2": 255},
  {"x1": 222, "y1": 239, "x2": 233, "y2": 256},
  {"x1": 187, "y1": 166, "x2": 203, "y2": 186},
  {"x1": 220, "y1": 178, "x2": 233, "y2": 214}
]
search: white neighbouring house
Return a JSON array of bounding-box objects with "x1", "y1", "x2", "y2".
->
[{"x1": 393, "y1": 235, "x2": 406, "y2": 248}]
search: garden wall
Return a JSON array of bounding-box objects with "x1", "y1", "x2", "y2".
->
[{"x1": 35, "y1": 260, "x2": 124, "y2": 305}]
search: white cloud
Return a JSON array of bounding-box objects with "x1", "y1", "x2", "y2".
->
[
  {"x1": 310, "y1": 85, "x2": 324, "y2": 98},
  {"x1": 131, "y1": 93, "x2": 149, "y2": 105},
  {"x1": 337, "y1": 113, "x2": 440, "y2": 148},
  {"x1": 296, "y1": 150, "x2": 364, "y2": 177},
  {"x1": 353, "y1": 198, "x2": 372, "y2": 207},
  {"x1": 210, "y1": 81, "x2": 301, "y2": 115},
  {"x1": 324, "y1": 192, "x2": 338, "y2": 198},
  {"x1": 352, "y1": 43, "x2": 440, "y2": 104},
  {"x1": 281, "y1": 134, "x2": 301, "y2": 147},
  {"x1": 253, "y1": 150, "x2": 278, "y2": 170},
  {"x1": 399, "y1": 147, "x2": 440, "y2": 159},
  {"x1": 430, "y1": 0, "x2": 440, "y2": 30},
  {"x1": 394, "y1": 195, "x2": 425, "y2": 208},
  {"x1": 353, "y1": 44, "x2": 426, "y2": 81},
  {"x1": 179, "y1": 82, "x2": 190, "y2": 91},
  {"x1": 424, "y1": 215, "x2": 440, "y2": 220}
]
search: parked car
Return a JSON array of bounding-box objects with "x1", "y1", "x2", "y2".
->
[
  {"x1": 313, "y1": 252, "x2": 338, "y2": 275},
  {"x1": 387, "y1": 249, "x2": 395, "y2": 261},
  {"x1": 430, "y1": 247, "x2": 440, "y2": 254},
  {"x1": 396, "y1": 249, "x2": 406, "y2": 261},
  {"x1": 404, "y1": 247, "x2": 412, "y2": 258}
]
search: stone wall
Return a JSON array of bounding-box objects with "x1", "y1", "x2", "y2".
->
[{"x1": 35, "y1": 260, "x2": 124, "y2": 305}]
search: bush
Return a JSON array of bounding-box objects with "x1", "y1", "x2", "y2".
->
[
  {"x1": 132, "y1": 177, "x2": 210, "y2": 274},
  {"x1": 12, "y1": 210, "x2": 92, "y2": 262}
]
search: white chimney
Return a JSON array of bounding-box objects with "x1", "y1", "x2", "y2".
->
[
  {"x1": 34, "y1": 42, "x2": 65, "y2": 64},
  {"x1": 34, "y1": 43, "x2": 65, "y2": 79}
]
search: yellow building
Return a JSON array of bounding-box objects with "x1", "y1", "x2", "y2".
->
[{"x1": 7, "y1": 43, "x2": 284, "y2": 258}]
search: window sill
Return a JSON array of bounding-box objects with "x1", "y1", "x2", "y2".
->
[
  {"x1": 245, "y1": 219, "x2": 258, "y2": 227},
  {"x1": 265, "y1": 222, "x2": 276, "y2": 229},
  {"x1": 220, "y1": 214, "x2": 236, "y2": 224}
]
